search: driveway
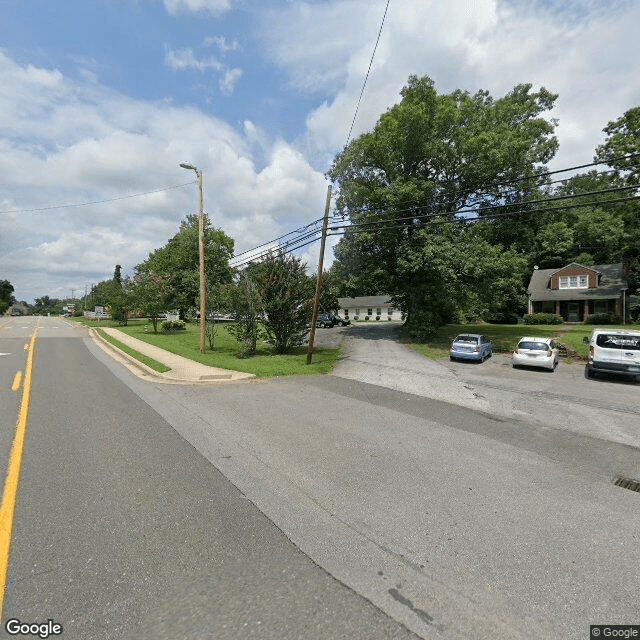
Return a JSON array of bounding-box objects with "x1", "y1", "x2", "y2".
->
[{"x1": 329, "y1": 322, "x2": 640, "y2": 449}]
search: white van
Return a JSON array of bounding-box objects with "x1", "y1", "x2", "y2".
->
[{"x1": 585, "y1": 328, "x2": 640, "y2": 381}]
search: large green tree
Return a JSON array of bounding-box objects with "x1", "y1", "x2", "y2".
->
[
  {"x1": 595, "y1": 106, "x2": 640, "y2": 184},
  {"x1": 328, "y1": 75, "x2": 558, "y2": 337},
  {"x1": 0, "y1": 279, "x2": 16, "y2": 314},
  {"x1": 136, "y1": 214, "x2": 234, "y2": 318}
]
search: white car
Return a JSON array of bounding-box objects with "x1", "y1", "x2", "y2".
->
[
  {"x1": 586, "y1": 328, "x2": 640, "y2": 381},
  {"x1": 512, "y1": 337, "x2": 558, "y2": 371}
]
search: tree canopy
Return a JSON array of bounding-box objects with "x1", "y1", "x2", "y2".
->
[
  {"x1": 136, "y1": 214, "x2": 234, "y2": 317},
  {"x1": 328, "y1": 75, "x2": 560, "y2": 338},
  {"x1": 0, "y1": 279, "x2": 16, "y2": 314}
]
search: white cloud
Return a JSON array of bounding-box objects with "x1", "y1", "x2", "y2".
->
[
  {"x1": 205, "y1": 35, "x2": 240, "y2": 53},
  {"x1": 0, "y1": 52, "x2": 326, "y2": 302},
  {"x1": 165, "y1": 47, "x2": 243, "y2": 95},
  {"x1": 219, "y1": 67, "x2": 243, "y2": 95},
  {"x1": 259, "y1": 0, "x2": 640, "y2": 169},
  {"x1": 165, "y1": 47, "x2": 223, "y2": 72},
  {"x1": 162, "y1": 0, "x2": 232, "y2": 16}
]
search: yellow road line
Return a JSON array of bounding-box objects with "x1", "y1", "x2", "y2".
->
[
  {"x1": 0, "y1": 326, "x2": 38, "y2": 620},
  {"x1": 11, "y1": 372, "x2": 22, "y2": 392}
]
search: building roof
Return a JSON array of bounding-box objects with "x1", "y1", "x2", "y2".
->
[
  {"x1": 528, "y1": 263, "x2": 628, "y2": 301},
  {"x1": 337, "y1": 295, "x2": 393, "y2": 308}
]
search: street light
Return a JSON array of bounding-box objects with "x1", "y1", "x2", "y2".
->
[{"x1": 180, "y1": 162, "x2": 206, "y2": 354}]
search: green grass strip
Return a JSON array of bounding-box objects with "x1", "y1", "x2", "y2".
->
[{"x1": 96, "y1": 328, "x2": 171, "y2": 373}]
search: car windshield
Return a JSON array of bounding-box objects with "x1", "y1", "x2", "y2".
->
[
  {"x1": 595, "y1": 334, "x2": 640, "y2": 350},
  {"x1": 518, "y1": 341, "x2": 548, "y2": 351},
  {"x1": 454, "y1": 335, "x2": 478, "y2": 344}
]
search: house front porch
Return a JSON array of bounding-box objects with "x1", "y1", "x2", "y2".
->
[{"x1": 531, "y1": 299, "x2": 620, "y2": 322}]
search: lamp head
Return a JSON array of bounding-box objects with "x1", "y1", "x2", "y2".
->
[{"x1": 180, "y1": 162, "x2": 197, "y2": 171}]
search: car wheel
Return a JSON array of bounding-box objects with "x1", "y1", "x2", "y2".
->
[
  {"x1": 512, "y1": 363, "x2": 518, "y2": 369},
  {"x1": 585, "y1": 366, "x2": 594, "y2": 379}
]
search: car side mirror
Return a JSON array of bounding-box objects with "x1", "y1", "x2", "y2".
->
[{"x1": 582, "y1": 336, "x2": 589, "y2": 344}]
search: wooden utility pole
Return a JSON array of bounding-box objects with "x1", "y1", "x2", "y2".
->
[{"x1": 307, "y1": 185, "x2": 332, "y2": 365}]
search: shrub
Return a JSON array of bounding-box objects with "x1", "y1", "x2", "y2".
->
[
  {"x1": 375, "y1": 315, "x2": 381, "y2": 321},
  {"x1": 585, "y1": 312, "x2": 621, "y2": 325},
  {"x1": 353, "y1": 316, "x2": 360, "y2": 321},
  {"x1": 523, "y1": 313, "x2": 564, "y2": 325},
  {"x1": 629, "y1": 304, "x2": 640, "y2": 323},
  {"x1": 364, "y1": 316, "x2": 369, "y2": 321},
  {"x1": 161, "y1": 319, "x2": 187, "y2": 331}
]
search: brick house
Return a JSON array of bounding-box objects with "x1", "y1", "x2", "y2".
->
[{"x1": 527, "y1": 263, "x2": 629, "y2": 322}]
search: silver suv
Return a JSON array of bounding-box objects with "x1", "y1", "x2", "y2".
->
[{"x1": 586, "y1": 328, "x2": 640, "y2": 381}]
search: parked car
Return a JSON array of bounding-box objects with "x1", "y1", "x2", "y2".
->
[
  {"x1": 585, "y1": 328, "x2": 640, "y2": 381},
  {"x1": 512, "y1": 337, "x2": 558, "y2": 371},
  {"x1": 449, "y1": 334, "x2": 492, "y2": 362},
  {"x1": 316, "y1": 314, "x2": 335, "y2": 328},
  {"x1": 328, "y1": 314, "x2": 350, "y2": 327}
]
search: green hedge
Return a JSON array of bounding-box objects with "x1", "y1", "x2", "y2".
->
[
  {"x1": 585, "y1": 312, "x2": 621, "y2": 325},
  {"x1": 523, "y1": 312, "x2": 564, "y2": 325}
]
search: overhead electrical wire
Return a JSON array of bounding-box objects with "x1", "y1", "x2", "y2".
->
[
  {"x1": 345, "y1": 0, "x2": 391, "y2": 147},
  {"x1": 230, "y1": 154, "x2": 639, "y2": 268},
  {"x1": 0, "y1": 181, "x2": 196, "y2": 215}
]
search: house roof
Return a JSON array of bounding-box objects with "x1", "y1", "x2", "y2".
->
[
  {"x1": 337, "y1": 295, "x2": 393, "y2": 308},
  {"x1": 548, "y1": 262, "x2": 601, "y2": 277},
  {"x1": 528, "y1": 263, "x2": 628, "y2": 301}
]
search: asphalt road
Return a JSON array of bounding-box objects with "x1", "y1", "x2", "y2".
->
[
  {"x1": 91, "y1": 321, "x2": 640, "y2": 640},
  {"x1": 1, "y1": 317, "x2": 639, "y2": 640},
  {"x1": 0, "y1": 316, "x2": 418, "y2": 640}
]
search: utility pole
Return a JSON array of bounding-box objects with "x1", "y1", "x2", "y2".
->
[
  {"x1": 180, "y1": 162, "x2": 207, "y2": 354},
  {"x1": 307, "y1": 185, "x2": 332, "y2": 365}
]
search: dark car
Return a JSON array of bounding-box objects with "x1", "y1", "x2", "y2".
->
[
  {"x1": 316, "y1": 314, "x2": 335, "y2": 328},
  {"x1": 328, "y1": 313, "x2": 350, "y2": 327}
]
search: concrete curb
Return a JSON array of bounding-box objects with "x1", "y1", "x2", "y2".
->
[{"x1": 88, "y1": 326, "x2": 255, "y2": 384}]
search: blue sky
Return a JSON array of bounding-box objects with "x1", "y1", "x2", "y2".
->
[{"x1": 1, "y1": 0, "x2": 639, "y2": 303}]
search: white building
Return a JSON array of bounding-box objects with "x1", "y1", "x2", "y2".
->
[{"x1": 337, "y1": 296, "x2": 403, "y2": 321}]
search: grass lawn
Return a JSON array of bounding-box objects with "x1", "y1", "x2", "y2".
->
[
  {"x1": 96, "y1": 328, "x2": 171, "y2": 373},
  {"x1": 74, "y1": 317, "x2": 341, "y2": 377},
  {"x1": 405, "y1": 322, "x2": 640, "y2": 361}
]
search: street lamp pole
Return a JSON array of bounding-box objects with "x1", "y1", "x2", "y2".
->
[{"x1": 180, "y1": 162, "x2": 206, "y2": 354}]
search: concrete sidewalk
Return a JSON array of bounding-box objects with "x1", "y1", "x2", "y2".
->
[{"x1": 92, "y1": 326, "x2": 255, "y2": 384}]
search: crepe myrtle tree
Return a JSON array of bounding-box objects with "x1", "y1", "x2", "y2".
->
[{"x1": 244, "y1": 250, "x2": 315, "y2": 354}]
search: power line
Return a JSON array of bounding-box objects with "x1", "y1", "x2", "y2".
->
[
  {"x1": 345, "y1": 0, "x2": 391, "y2": 147},
  {"x1": 0, "y1": 181, "x2": 195, "y2": 215},
  {"x1": 230, "y1": 157, "x2": 639, "y2": 268}
]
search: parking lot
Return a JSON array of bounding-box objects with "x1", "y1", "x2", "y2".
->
[{"x1": 323, "y1": 322, "x2": 640, "y2": 449}]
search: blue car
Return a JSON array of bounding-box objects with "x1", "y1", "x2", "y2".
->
[{"x1": 449, "y1": 333, "x2": 492, "y2": 362}]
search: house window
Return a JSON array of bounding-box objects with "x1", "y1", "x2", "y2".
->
[
  {"x1": 376, "y1": 308, "x2": 381, "y2": 316},
  {"x1": 344, "y1": 309, "x2": 349, "y2": 317},
  {"x1": 559, "y1": 275, "x2": 588, "y2": 289},
  {"x1": 387, "y1": 308, "x2": 394, "y2": 315},
  {"x1": 367, "y1": 308, "x2": 373, "y2": 316},
  {"x1": 355, "y1": 308, "x2": 360, "y2": 315}
]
